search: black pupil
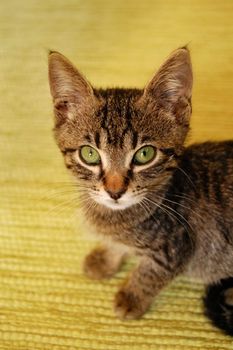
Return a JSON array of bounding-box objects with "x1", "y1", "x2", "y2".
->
[{"x1": 142, "y1": 150, "x2": 147, "y2": 157}]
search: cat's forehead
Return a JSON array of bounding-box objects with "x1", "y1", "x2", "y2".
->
[
  {"x1": 92, "y1": 88, "x2": 143, "y2": 148},
  {"x1": 93, "y1": 88, "x2": 175, "y2": 149},
  {"x1": 56, "y1": 87, "x2": 178, "y2": 151}
]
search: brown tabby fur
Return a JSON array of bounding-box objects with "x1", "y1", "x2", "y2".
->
[{"x1": 48, "y1": 48, "x2": 233, "y2": 331}]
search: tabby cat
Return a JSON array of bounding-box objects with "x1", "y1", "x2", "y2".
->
[{"x1": 48, "y1": 47, "x2": 233, "y2": 335}]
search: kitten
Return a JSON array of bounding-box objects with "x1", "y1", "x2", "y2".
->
[{"x1": 48, "y1": 48, "x2": 233, "y2": 335}]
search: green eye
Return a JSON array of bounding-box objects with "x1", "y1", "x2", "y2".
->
[
  {"x1": 133, "y1": 146, "x2": 155, "y2": 165},
  {"x1": 80, "y1": 146, "x2": 101, "y2": 165}
]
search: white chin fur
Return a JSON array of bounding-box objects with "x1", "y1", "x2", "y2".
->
[{"x1": 90, "y1": 191, "x2": 141, "y2": 210}]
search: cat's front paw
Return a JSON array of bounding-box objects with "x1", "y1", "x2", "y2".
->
[
  {"x1": 114, "y1": 288, "x2": 149, "y2": 320},
  {"x1": 83, "y1": 246, "x2": 121, "y2": 280}
]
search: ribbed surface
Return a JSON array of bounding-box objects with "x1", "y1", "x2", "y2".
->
[{"x1": 1, "y1": 0, "x2": 233, "y2": 348}]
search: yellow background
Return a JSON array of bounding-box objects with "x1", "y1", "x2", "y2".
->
[{"x1": 1, "y1": 1, "x2": 233, "y2": 349}]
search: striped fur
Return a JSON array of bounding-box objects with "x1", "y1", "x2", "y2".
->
[{"x1": 49, "y1": 48, "x2": 233, "y2": 333}]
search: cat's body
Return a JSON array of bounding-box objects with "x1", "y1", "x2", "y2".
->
[
  {"x1": 48, "y1": 48, "x2": 233, "y2": 335},
  {"x1": 86, "y1": 141, "x2": 233, "y2": 284}
]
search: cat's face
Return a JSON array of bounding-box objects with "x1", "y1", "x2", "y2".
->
[{"x1": 48, "y1": 48, "x2": 192, "y2": 211}]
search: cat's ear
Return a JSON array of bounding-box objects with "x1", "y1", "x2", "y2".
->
[
  {"x1": 48, "y1": 51, "x2": 96, "y2": 123},
  {"x1": 141, "y1": 47, "x2": 193, "y2": 124}
]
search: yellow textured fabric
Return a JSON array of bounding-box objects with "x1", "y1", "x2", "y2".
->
[{"x1": 1, "y1": 1, "x2": 233, "y2": 349}]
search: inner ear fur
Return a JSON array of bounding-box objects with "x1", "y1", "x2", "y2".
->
[
  {"x1": 48, "y1": 51, "x2": 98, "y2": 123},
  {"x1": 140, "y1": 47, "x2": 193, "y2": 125}
]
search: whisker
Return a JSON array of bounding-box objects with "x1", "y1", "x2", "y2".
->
[
  {"x1": 147, "y1": 191, "x2": 202, "y2": 221},
  {"x1": 40, "y1": 188, "x2": 86, "y2": 198},
  {"x1": 170, "y1": 193, "x2": 197, "y2": 204},
  {"x1": 83, "y1": 199, "x2": 97, "y2": 217},
  {"x1": 143, "y1": 197, "x2": 195, "y2": 252},
  {"x1": 51, "y1": 182, "x2": 90, "y2": 190},
  {"x1": 139, "y1": 200, "x2": 152, "y2": 218},
  {"x1": 47, "y1": 195, "x2": 91, "y2": 217},
  {"x1": 176, "y1": 166, "x2": 197, "y2": 192},
  {"x1": 47, "y1": 199, "x2": 78, "y2": 217}
]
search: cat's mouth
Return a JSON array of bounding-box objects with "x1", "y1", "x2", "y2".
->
[{"x1": 89, "y1": 190, "x2": 142, "y2": 210}]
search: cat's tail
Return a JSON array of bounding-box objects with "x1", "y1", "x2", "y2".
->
[{"x1": 204, "y1": 277, "x2": 233, "y2": 336}]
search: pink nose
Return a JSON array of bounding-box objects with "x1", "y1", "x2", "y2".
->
[
  {"x1": 104, "y1": 173, "x2": 126, "y2": 200},
  {"x1": 106, "y1": 189, "x2": 124, "y2": 200}
]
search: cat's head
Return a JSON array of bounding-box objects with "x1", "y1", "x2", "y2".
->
[{"x1": 48, "y1": 48, "x2": 192, "y2": 211}]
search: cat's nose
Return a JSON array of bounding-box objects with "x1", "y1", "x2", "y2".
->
[
  {"x1": 103, "y1": 172, "x2": 126, "y2": 200},
  {"x1": 106, "y1": 189, "x2": 124, "y2": 201}
]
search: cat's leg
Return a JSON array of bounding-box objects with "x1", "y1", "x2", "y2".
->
[
  {"x1": 114, "y1": 256, "x2": 172, "y2": 320},
  {"x1": 83, "y1": 242, "x2": 128, "y2": 280}
]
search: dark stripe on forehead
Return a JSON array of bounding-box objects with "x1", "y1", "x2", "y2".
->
[
  {"x1": 98, "y1": 89, "x2": 140, "y2": 148},
  {"x1": 120, "y1": 97, "x2": 138, "y2": 148},
  {"x1": 132, "y1": 131, "x2": 138, "y2": 149},
  {"x1": 141, "y1": 136, "x2": 152, "y2": 144},
  {"x1": 100, "y1": 98, "x2": 112, "y2": 144},
  {"x1": 84, "y1": 134, "x2": 92, "y2": 143},
  {"x1": 94, "y1": 131, "x2": 100, "y2": 148}
]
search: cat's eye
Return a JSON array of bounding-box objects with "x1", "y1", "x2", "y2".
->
[
  {"x1": 133, "y1": 146, "x2": 155, "y2": 165},
  {"x1": 80, "y1": 146, "x2": 101, "y2": 165}
]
